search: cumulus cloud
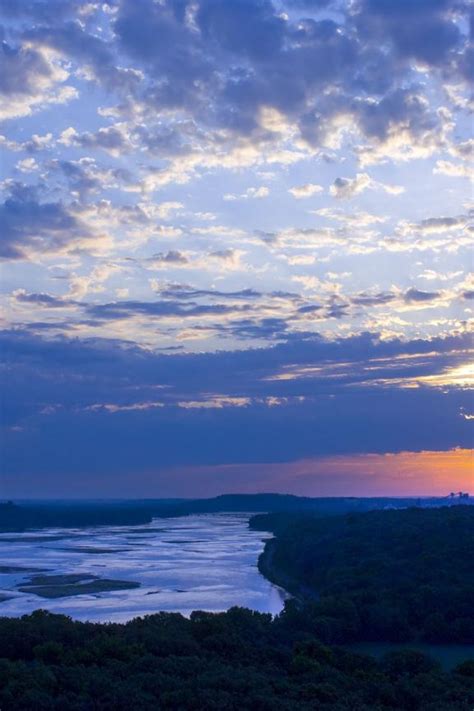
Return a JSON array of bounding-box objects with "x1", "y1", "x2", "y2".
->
[
  {"x1": 12, "y1": 289, "x2": 74, "y2": 308},
  {"x1": 224, "y1": 186, "x2": 270, "y2": 200},
  {"x1": 404, "y1": 287, "x2": 441, "y2": 303},
  {"x1": 15, "y1": 157, "x2": 38, "y2": 172},
  {"x1": 434, "y1": 160, "x2": 472, "y2": 178},
  {"x1": 58, "y1": 124, "x2": 133, "y2": 157},
  {"x1": 148, "y1": 251, "x2": 189, "y2": 266},
  {"x1": 330, "y1": 173, "x2": 372, "y2": 199},
  {"x1": 314, "y1": 207, "x2": 387, "y2": 226},
  {"x1": 330, "y1": 172, "x2": 404, "y2": 199},
  {"x1": 1, "y1": 0, "x2": 468, "y2": 158},
  {"x1": 0, "y1": 40, "x2": 77, "y2": 120},
  {"x1": 353, "y1": 0, "x2": 463, "y2": 67},
  {"x1": 288, "y1": 183, "x2": 323, "y2": 198},
  {"x1": 0, "y1": 183, "x2": 107, "y2": 260},
  {"x1": 397, "y1": 213, "x2": 471, "y2": 236}
]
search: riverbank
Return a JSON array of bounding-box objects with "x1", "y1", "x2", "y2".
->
[
  {"x1": 257, "y1": 537, "x2": 317, "y2": 603},
  {"x1": 250, "y1": 506, "x2": 474, "y2": 646}
]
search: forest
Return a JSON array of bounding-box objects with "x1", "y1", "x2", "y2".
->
[
  {"x1": 0, "y1": 506, "x2": 473, "y2": 709},
  {"x1": 0, "y1": 606, "x2": 473, "y2": 710},
  {"x1": 251, "y1": 505, "x2": 474, "y2": 644}
]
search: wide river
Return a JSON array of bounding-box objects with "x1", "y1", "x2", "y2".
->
[{"x1": 0, "y1": 513, "x2": 287, "y2": 622}]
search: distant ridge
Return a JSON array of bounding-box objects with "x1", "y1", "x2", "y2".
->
[
  {"x1": 0, "y1": 493, "x2": 448, "y2": 532},
  {"x1": 165, "y1": 493, "x2": 420, "y2": 515}
]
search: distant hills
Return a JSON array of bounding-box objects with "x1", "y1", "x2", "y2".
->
[
  {"x1": 0, "y1": 493, "x2": 454, "y2": 531},
  {"x1": 163, "y1": 493, "x2": 424, "y2": 515}
]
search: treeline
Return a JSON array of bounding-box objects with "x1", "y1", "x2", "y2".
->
[
  {"x1": 251, "y1": 506, "x2": 474, "y2": 644},
  {"x1": 0, "y1": 608, "x2": 473, "y2": 710},
  {"x1": 161, "y1": 494, "x2": 424, "y2": 516},
  {"x1": 0, "y1": 502, "x2": 152, "y2": 530},
  {"x1": 0, "y1": 495, "x2": 427, "y2": 531}
]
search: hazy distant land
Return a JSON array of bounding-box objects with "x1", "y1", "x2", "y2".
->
[{"x1": 1, "y1": 493, "x2": 463, "y2": 532}]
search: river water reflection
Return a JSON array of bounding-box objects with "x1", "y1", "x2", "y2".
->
[{"x1": 0, "y1": 513, "x2": 288, "y2": 622}]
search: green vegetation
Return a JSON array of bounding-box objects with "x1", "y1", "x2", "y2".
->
[
  {"x1": 18, "y1": 574, "x2": 140, "y2": 599},
  {"x1": 0, "y1": 608, "x2": 473, "y2": 710},
  {"x1": 251, "y1": 505, "x2": 474, "y2": 644}
]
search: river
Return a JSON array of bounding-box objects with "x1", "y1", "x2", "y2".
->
[{"x1": 0, "y1": 513, "x2": 288, "y2": 622}]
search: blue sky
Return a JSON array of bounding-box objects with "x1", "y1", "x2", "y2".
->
[{"x1": 0, "y1": 0, "x2": 472, "y2": 497}]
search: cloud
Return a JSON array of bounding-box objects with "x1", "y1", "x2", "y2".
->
[
  {"x1": 1, "y1": 329, "x2": 472, "y2": 492},
  {"x1": 78, "y1": 0, "x2": 463, "y2": 165},
  {"x1": 434, "y1": 160, "x2": 472, "y2": 178},
  {"x1": 314, "y1": 207, "x2": 387, "y2": 226},
  {"x1": 354, "y1": 0, "x2": 463, "y2": 67},
  {"x1": 12, "y1": 289, "x2": 74, "y2": 308},
  {"x1": 149, "y1": 282, "x2": 277, "y2": 303},
  {"x1": 147, "y1": 251, "x2": 189, "y2": 266},
  {"x1": 0, "y1": 183, "x2": 107, "y2": 260},
  {"x1": 397, "y1": 213, "x2": 470, "y2": 236},
  {"x1": 353, "y1": 89, "x2": 453, "y2": 166},
  {"x1": 417, "y1": 269, "x2": 463, "y2": 282},
  {"x1": 138, "y1": 248, "x2": 247, "y2": 273},
  {"x1": 208, "y1": 249, "x2": 243, "y2": 267},
  {"x1": 447, "y1": 139, "x2": 474, "y2": 160},
  {"x1": 0, "y1": 40, "x2": 77, "y2": 120},
  {"x1": 224, "y1": 186, "x2": 270, "y2": 200},
  {"x1": 24, "y1": 14, "x2": 141, "y2": 94},
  {"x1": 0, "y1": 132, "x2": 53, "y2": 153},
  {"x1": 404, "y1": 288, "x2": 441, "y2": 303},
  {"x1": 58, "y1": 124, "x2": 133, "y2": 157},
  {"x1": 330, "y1": 172, "x2": 404, "y2": 199},
  {"x1": 85, "y1": 299, "x2": 252, "y2": 322},
  {"x1": 15, "y1": 157, "x2": 38, "y2": 172},
  {"x1": 330, "y1": 173, "x2": 372, "y2": 199},
  {"x1": 352, "y1": 291, "x2": 396, "y2": 306},
  {"x1": 51, "y1": 158, "x2": 105, "y2": 198},
  {"x1": 1, "y1": 0, "x2": 467, "y2": 164},
  {"x1": 288, "y1": 183, "x2": 323, "y2": 198}
]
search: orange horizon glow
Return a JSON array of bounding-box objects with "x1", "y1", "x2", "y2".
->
[
  {"x1": 281, "y1": 448, "x2": 474, "y2": 497},
  {"x1": 154, "y1": 448, "x2": 474, "y2": 498},
  {"x1": 6, "y1": 448, "x2": 472, "y2": 500}
]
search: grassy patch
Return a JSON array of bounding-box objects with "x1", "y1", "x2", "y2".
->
[{"x1": 18, "y1": 573, "x2": 140, "y2": 598}]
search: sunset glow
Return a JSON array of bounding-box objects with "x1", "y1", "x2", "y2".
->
[{"x1": 155, "y1": 448, "x2": 474, "y2": 498}]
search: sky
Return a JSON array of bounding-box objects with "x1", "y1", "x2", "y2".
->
[{"x1": 0, "y1": 0, "x2": 472, "y2": 498}]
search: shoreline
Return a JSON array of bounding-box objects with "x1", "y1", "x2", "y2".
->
[{"x1": 257, "y1": 537, "x2": 318, "y2": 604}]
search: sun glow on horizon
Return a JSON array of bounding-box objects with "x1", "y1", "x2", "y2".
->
[{"x1": 108, "y1": 449, "x2": 474, "y2": 500}]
